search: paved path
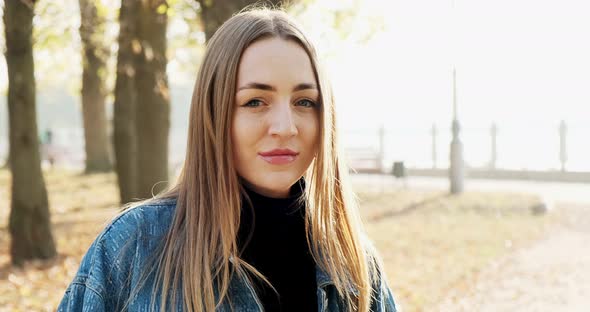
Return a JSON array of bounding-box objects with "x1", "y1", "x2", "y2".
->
[
  {"x1": 436, "y1": 206, "x2": 590, "y2": 312},
  {"x1": 351, "y1": 174, "x2": 590, "y2": 205}
]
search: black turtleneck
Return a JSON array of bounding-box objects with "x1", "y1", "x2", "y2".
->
[{"x1": 237, "y1": 178, "x2": 318, "y2": 312}]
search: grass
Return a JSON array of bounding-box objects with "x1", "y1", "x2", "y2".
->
[{"x1": 0, "y1": 169, "x2": 559, "y2": 311}]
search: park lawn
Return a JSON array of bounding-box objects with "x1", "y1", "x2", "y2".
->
[{"x1": 0, "y1": 169, "x2": 558, "y2": 311}]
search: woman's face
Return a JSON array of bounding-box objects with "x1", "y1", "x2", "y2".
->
[{"x1": 232, "y1": 37, "x2": 320, "y2": 198}]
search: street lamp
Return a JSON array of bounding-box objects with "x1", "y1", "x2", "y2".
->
[{"x1": 449, "y1": 68, "x2": 464, "y2": 194}]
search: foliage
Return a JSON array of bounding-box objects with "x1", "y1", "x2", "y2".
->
[
  {"x1": 166, "y1": 0, "x2": 206, "y2": 85},
  {"x1": 0, "y1": 0, "x2": 389, "y2": 92},
  {"x1": 288, "y1": 0, "x2": 386, "y2": 59},
  {"x1": 0, "y1": 0, "x2": 205, "y2": 94},
  {"x1": 32, "y1": 0, "x2": 82, "y2": 93}
]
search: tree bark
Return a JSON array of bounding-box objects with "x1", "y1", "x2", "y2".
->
[
  {"x1": 200, "y1": 0, "x2": 285, "y2": 41},
  {"x1": 79, "y1": 0, "x2": 112, "y2": 173},
  {"x1": 135, "y1": 0, "x2": 170, "y2": 198},
  {"x1": 4, "y1": 0, "x2": 57, "y2": 265},
  {"x1": 113, "y1": 0, "x2": 139, "y2": 203},
  {"x1": 2, "y1": 154, "x2": 9, "y2": 169}
]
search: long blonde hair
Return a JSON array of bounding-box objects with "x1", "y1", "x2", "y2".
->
[{"x1": 128, "y1": 7, "x2": 379, "y2": 312}]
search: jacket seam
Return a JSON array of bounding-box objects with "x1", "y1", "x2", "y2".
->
[{"x1": 69, "y1": 279, "x2": 106, "y2": 302}]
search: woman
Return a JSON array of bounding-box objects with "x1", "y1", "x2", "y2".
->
[{"x1": 59, "y1": 8, "x2": 397, "y2": 312}]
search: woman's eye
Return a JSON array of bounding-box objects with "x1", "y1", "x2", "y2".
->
[
  {"x1": 296, "y1": 99, "x2": 317, "y2": 108},
  {"x1": 243, "y1": 99, "x2": 262, "y2": 107}
]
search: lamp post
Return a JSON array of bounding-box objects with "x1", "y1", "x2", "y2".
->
[
  {"x1": 449, "y1": 68, "x2": 464, "y2": 194},
  {"x1": 559, "y1": 120, "x2": 567, "y2": 172}
]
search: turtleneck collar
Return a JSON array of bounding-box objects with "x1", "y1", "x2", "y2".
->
[{"x1": 240, "y1": 177, "x2": 306, "y2": 214}]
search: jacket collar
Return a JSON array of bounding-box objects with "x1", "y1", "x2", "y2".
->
[
  {"x1": 315, "y1": 262, "x2": 360, "y2": 296},
  {"x1": 316, "y1": 264, "x2": 334, "y2": 288}
]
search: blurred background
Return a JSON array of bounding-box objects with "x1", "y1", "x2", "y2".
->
[{"x1": 0, "y1": 0, "x2": 588, "y2": 311}]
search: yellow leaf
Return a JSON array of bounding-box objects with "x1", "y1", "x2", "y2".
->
[
  {"x1": 131, "y1": 39, "x2": 142, "y2": 54},
  {"x1": 20, "y1": 285, "x2": 32, "y2": 297},
  {"x1": 156, "y1": 4, "x2": 168, "y2": 15}
]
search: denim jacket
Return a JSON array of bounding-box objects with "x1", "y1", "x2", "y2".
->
[{"x1": 58, "y1": 198, "x2": 397, "y2": 312}]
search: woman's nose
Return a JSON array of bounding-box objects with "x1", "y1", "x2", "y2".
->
[{"x1": 268, "y1": 102, "x2": 298, "y2": 138}]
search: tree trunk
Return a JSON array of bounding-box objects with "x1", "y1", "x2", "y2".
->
[
  {"x1": 200, "y1": 0, "x2": 285, "y2": 41},
  {"x1": 4, "y1": 0, "x2": 57, "y2": 266},
  {"x1": 2, "y1": 154, "x2": 9, "y2": 169},
  {"x1": 113, "y1": 0, "x2": 139, "y2": 204},
  {"x1": 135, "y1": 0, "x2": 170, "y2": 198},
  {"x1": 79, "y1": 0, "x2": 112, "y2": 173}
]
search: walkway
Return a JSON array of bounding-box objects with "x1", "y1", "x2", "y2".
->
[{"x1": 437, "y1": 206, "x2": 590, "y2": 311}]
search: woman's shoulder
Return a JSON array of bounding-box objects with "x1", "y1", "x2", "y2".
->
[
  {"x1": 99, "y1": 197, "x2": 178, "y2": 242},
  {"x1": 58, "y1": 197, "x2": 178, "y2": 311},
  {"x1": 85, "y1": 196, "x2": 178, "y2": 268}
]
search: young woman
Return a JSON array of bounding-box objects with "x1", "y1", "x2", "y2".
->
[{"x1": 59, "y1": 8, "x2": 397, "y2": 312}]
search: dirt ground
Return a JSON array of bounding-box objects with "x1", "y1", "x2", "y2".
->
[{"x1": 437, "y1": 204, "x2": 590, "y2": 312}]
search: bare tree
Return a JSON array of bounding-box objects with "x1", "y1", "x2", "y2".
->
[
  {"x1": 134, "y1": 0, "x2": 170, "y2": 198},
  {"x1": 79, "y1": 0, "x2": 112, "y2": 173},
  {"x1": 113, "y1": 0, "x2": 139, "y2": 203},
  {"x1": 4, "y1": 0, "x2": 57, "y2": 265},
  {"x1": 2, "y1": 155, "x2": 9, "y2": 169}
]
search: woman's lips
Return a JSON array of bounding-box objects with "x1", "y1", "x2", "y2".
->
[
  {"x1": 259, "y1": 154, "x2": 298, "y2": 165},
  {"x1": 258, "y1": 149, "x2": 299, "y2": 165}
]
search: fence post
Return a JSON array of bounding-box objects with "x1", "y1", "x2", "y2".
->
[
  {"x1": 559, "y1": 120, "x2": 567, "y2": 172},
  {"x1": 490, "y1": 122, "x2": 497, "y2": 170},
  {"x1": 431, "y1": 123, "x2": 437, "y2": 169},
  {"x1": 378, "y1": 125, "x2": 385, "y2": 173}
]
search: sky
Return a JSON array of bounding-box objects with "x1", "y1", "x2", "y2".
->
[{"x1": 324, "y1": 0, "x2": 590, "y2": 128}]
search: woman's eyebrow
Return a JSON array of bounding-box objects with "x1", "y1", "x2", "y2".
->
[
  {"x1": 293, "y1": 83, "x2": 317, "y2": 92},
  {"x1": 237, "y1": 82, "x2": 317, "y2": 92}
]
